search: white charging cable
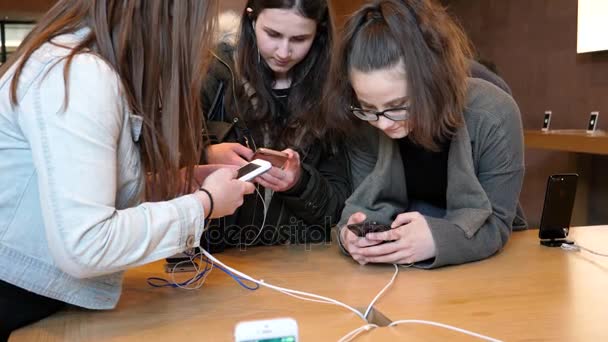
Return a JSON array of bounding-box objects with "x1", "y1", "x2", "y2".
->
[
  {"x1": 337, "y1": 324, "x2": 379, "y2": 342},
  {"x1": 166, "y1": 186, "x2": 266, "y2": 289},
  {"x1": 388, "y1": 320, "x2": 502, "y2": 342},
  {"x1": 165, "y1": 245, "x2": 215, "y2": 290},
  {"x1": 170, "y1": 259, "x2": 214, "y2": 290},
  {"x1": 242, "y1": 186, "x2": 267, "y2": 246},
  {"x1": 183, "y1": 246, "x2": 398, "y2": 321},
  {"x1": 363, "y1": 264, "x2": 399, "y2": 319},
  {"x1": 338, "y1": 263, "x2": 501, "y2": 342},
  {"x1": 197, "y1": 231, "x2": 502, "y2": 342},
  {"x1": 200, "y1": 249, "x2": 367, "y2": 321},
  {"x1": 339, "y1": 319, "x2": 502, "y2": 342},
  {"x1": 561, "y1": 242, "x2": 608, "y2": 257}
]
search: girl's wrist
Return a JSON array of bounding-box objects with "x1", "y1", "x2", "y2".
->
[{"x1": 196, "y1": 188, "x2": 213, "y2": 220}]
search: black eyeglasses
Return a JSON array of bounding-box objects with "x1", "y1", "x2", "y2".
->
[{"x1": 349, "y1": 105, "x2": 410, "y2": 121}]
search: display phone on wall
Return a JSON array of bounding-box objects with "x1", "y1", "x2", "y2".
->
[
  {"x1": 587, "y1": 111, "x2": 599, "y2": 133},
  {"x1": 538, "y1": 174, "x2": 578, "y2": 247},
  {"x1": 234, "y1": 317, "x2": 298, "y2": 342},
  {"x1": 542, "y1": 110, "x2": 552, "y2": 131}
]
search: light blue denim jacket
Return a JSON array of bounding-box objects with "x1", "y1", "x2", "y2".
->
[{"x1": 0, "y1": 30, "x2": 206, "y2": 309}]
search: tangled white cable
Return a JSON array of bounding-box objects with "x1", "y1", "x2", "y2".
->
[
  {"x1": 388, "y1": 320, "x2": 502, "y2": 342},
  {"x1": 200, "y1": 249, "x2": 367, "y2": 321},
  {"x1": 337, "y1": 324, "x2": 379, "y2": 342},
  {"x1": 363, "y1": 264, "x2": 399, "y2": 319},
  {"x1": 202, "y1": 250, "x2": 502, "y2": 342},
  {"x1": 338, "y1": 319, "x2": 502, "y2": 342}
]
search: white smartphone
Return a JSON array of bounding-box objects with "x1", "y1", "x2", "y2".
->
[
  {"x1": 237, "y1": 159, "x2": 272, "y2": 182},
  {"x1": 587, "y1": 111, "x2": 599, "y2": 133},
  {"x1": 542, "y1": 110, "x2": 552, "y2": 131},
  {"x1": 234, "y1": 318, "x2": 298, "y2": 342}
]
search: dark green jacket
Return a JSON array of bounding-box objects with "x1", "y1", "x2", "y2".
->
[{"x1": 202, "y1": 43, "x2": 351, "y2": 247}]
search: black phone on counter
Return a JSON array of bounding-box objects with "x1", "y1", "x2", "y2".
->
[{"x1": 538, "y1": 174, "x2": 578, "y2": 246}]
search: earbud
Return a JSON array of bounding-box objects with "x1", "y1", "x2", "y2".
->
[{"x1": 247, "y1": 7, "x2": 256, "y2": 32}]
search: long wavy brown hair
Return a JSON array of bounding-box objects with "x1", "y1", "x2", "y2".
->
[
  {"x1": 0, "y1": 0, "x2": 217, "y2": 199},
  {"x1": 231, "y1": 0, "x2": 334, "y2": 150},
  {"x1": 326, "y1": 0, "x2": 471, "y2": 151}
]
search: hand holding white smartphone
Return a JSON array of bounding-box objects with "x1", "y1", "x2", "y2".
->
[
  {"x1": 237, "y1": 159, "x2": 272, "y2": 182},
  {"x1": 234, "y1": 317, "x2": 298, "y2": 342}
]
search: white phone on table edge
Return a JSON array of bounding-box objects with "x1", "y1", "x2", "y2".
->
[
  {"x1": 237, "y1": 159, "x2": 272, "y2": 182},
  {"x1": 234, "y1": 317, "x2": 298, "y2": 342}
]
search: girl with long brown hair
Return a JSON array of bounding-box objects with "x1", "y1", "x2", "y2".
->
[
  {"x1": 328, "y1": 0, "x2": 527, "y2": 268},
  {"x1": 200, "y1": 0, "x2": 350, "y2": 248},
  {"x1": 0, "y1": 0, "x2": 254, "y2": 336}
]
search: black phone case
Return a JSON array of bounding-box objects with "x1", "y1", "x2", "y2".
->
[
  {"x1": 539, "y1": 174, "x2": 578, "y2": 241},
  {"x1": 347, "y1": 221, "x2": 391, "y2": 237}
]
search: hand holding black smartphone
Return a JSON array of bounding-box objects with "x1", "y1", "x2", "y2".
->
[{"x1": 346, "y1": 221, "x2": 392, "y2": 237}]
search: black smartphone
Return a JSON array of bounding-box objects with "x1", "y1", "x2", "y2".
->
[
  {"x1": 347, "y1": 221, "x2": 392, "y2": 237},
  {"x1": 538, "y1": 174, "x2": 578, "y2": 245},
  {"x1": 166, "y1": 252, "x2": 191, "y2": 264},
  {"x1": 163, "y1": 261, "x2": 197, "y2": 273}
]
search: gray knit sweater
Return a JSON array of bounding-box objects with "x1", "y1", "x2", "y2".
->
[{"x1": 338, "y1": 78, "x2": 527, "y2": 268}]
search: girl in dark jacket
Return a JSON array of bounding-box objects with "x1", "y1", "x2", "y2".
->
[{"x1": 201, "y1": 0, "x2": 350, "y2": 248}]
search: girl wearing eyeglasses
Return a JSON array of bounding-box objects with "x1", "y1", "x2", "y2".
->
[{"x1": 327, "y1": 0, "x2": 527, "y2": 268}]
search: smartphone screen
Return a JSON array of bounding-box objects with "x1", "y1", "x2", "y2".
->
[
  {"x1": 347, "y1": 222, "x2": 391, "y2": 237},
  {"x1": 235, "y1": 318, "x2": 298, "y2": 342},
  {"x1": 237, "y1": 163, "x2": 262, "y2": 179},
  {"x1": 245, "y1": 337, "x2": 295, "y2": 342},
  {"x1": 539, "y1": 174, "x2": 578, "y2": 240}
]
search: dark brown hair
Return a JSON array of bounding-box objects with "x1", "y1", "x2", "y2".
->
[
  {"x1": 232, "y1": 0, "x2": 334, "y2": 150},
  {"x1": 326, "y1": 0, "x2": 471, "y2": 151},
  {"x1": 0, "y1": 0, "x2": 217, "y2": 199}
]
